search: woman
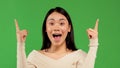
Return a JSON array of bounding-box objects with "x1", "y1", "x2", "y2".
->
[{"x1": 15, "y1": 7, "x2": 99, "y2": 68}]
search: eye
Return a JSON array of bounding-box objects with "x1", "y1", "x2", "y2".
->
[
  {"x1": 60, "y1": 22, "x2": 65, "y2": 26},
  {"x1": 49, "y1": 22, "x2": 54, "y2": 26}
]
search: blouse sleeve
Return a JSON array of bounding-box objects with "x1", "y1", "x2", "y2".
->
[
  {"x1": 17, "y1": 43, "x2": 36, "y2": 68},
  {"x1": 81, "y1": 38, "x2": 99, "y2": 68}
]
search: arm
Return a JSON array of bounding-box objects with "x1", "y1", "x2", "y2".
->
[
  {"x1": 82, "y1": 39, "x2": 99, "y2": 68},
  {"x1": 82, "y1": 19, "x2": 99, "y2": 68},
  {"x1": 17, "y1": 43, "x2": 36, "y2": 68},
  {"x1": 15, "y1": 19, "x2": 36, "y2": 68},
  {"x1": 17, "y1": 42, "x2": 27, "y2": 68}
]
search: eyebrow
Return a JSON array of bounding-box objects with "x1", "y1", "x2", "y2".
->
[
  {"x1": 59, "y1": 18, "x2": 66, "y2": 21},
  {"x1": 47, "y1": 18, "x2": 66, "y2": 21},
  {"x1": 47, "y1": 18, "x2": 54, "y2": 21}
]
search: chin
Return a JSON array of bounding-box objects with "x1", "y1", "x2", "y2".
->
[
  {"x1": 52, "y1": 43, "x2": 61, "y2": 46},
  {"x1": 51, "y1": 42, "x2": 63, "y2": 47}
]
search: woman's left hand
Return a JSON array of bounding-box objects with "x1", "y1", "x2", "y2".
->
[{"x1": 87, "y1": 19, "x2": 99, "y2": 39}]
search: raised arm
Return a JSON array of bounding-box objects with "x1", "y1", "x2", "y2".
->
[
  {"x1": 82, "y1": 19, "x2": 99, "y2": 68},
  {"x1": 15, "y1": 19, "x2": 35, "y2": 68}
]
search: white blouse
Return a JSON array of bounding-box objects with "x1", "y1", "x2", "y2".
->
[{"x1": 17, "y1": 39, "x2": 99, "y2": 68}]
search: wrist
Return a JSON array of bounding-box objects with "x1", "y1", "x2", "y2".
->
[
  {"x1": 89, "y1": 38, "x2": 99, "y2": 47},
  {"x1": 17, "y1": 42, "x2": 25, "y2": 46}
]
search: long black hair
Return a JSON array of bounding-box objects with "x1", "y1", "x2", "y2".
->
[{"x1": 41, "y1": 7, "x2": 77, "y2": 51}]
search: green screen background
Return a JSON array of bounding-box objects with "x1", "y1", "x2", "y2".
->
[{"x1": 0, "y1": 0, "x2": 120, "y2": 68}]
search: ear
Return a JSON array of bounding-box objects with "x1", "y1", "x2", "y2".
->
[{"x1": 68, "y1": 25, "x2": 71, "y2": 32}]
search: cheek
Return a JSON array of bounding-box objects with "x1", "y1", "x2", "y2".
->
[
  {"x1": 46, "y1": 27, "x2": 52, "y2": 40},
  {"x1": 61, "y1": 27, "x2": 69, "y2": 33},
  {"x1": 46, "y1": 26, "x2": 52, "y2": 35}
]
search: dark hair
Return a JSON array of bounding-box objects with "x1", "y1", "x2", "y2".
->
[{"x1": 41, "y1": 7, "x2": 77, "y2": 51}]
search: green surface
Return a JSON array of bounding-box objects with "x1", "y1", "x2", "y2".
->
[{"x1": 0, "y1": 0, "x2": 120, "y2": 68}]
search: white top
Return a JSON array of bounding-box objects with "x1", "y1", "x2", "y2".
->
[{"x1": 17, "y1": 39, "x2": 99, "y2": 68}]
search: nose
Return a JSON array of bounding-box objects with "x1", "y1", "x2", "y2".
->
[
  {"x1": 54, "y1": 27, "x2": 60, "y2": 31},
  {"x1": 53, "y1": 24, "x2": 60, "y2": 31},
  {"x1": 54, "y1": 29, "x2": 60, "y2": 32}
]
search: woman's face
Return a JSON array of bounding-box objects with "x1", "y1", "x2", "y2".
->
[{"x1": 46, "y1": 12, "x2": 71, "y2": 46}]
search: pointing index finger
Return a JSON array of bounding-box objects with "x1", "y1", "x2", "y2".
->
[
  {"x1": 14, "y1": 19, "x2": 20, "y2": 32},
  {"x1": 94, "y1": 18, "x2": 99, "y2": 31}
]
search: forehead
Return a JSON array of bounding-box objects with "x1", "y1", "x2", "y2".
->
[{"x1": 47, "y1": 12, "x2": 67, "y2": 21}]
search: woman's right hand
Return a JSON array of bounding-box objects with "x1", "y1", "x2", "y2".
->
[{"x1": 15, "y1": 19, "x2": 28, "y2": 43}]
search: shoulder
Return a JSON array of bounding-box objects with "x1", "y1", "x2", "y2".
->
[
  {"x1": 77, "y1": 49, "x2": 87, "y2": 57},
  {"x1": 27, "y1": 50, "x2": 38, "y2": 59},
  {"x1": 27, "y1": 50, "x2": 44, "y2": 63},
  {"x1": 27, "y1": 50, "x2": 47, "y2": 66},
  {"x1": 27, "y1": 50, "x2": 46, "y2": 58},
  {"x1": 27, "y1": 50, "x2": 44, "y2": 57}
]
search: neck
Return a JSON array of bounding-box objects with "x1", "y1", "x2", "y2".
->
[{"x1": 47, "y1": 42, "x2": 68, "y2": 53}]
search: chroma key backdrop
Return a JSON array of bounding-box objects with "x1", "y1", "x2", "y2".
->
[{"x1": 0, "y1": 0, "x2": 120, "y2": 68}]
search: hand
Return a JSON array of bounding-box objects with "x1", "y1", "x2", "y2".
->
[
  {"x1": 15, "y1": 19, "x2": 28, "y2": 43},
  {"x1": 87, "y1": 19, "x2": 99, "y2": 39}
]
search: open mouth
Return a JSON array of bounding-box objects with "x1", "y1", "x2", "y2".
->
[
  {"x1": 53, "y1": 34, "x2": 62, "y2": 38},
  {"x1": 52, "y1": 34, "x2": 62, "y2": 41}
]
